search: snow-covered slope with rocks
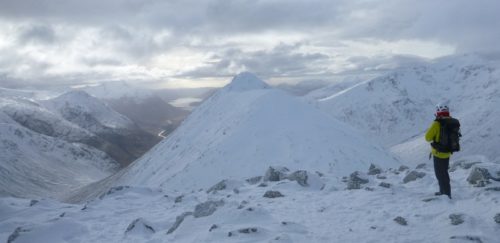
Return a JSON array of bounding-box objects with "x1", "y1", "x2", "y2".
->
[
  {"x1": 2, "y1": 156, "x2": 499, "y2": 242},
  {"x1": 109, "y1": 72, "x2": 400, "y2": 193},
  {"x1": 309, "y1": 54, "x2": 500, "y2": 163}
]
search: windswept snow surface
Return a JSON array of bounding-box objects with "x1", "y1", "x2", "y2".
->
[
  {"x1": 1, "y1": 157, "x2": 499, "y2": 243},
  {"x1": 114, "y1": 72, "x2": 400, "y2": 192}
]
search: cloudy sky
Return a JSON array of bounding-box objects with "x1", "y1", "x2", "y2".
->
[{"x1": 0, "y1": 0, "x2": 499, "y2": 89}]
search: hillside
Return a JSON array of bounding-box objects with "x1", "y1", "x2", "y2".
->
[
  {"x1": 112, "y1": 72, "x2": 400, "y2": 192},
  {"x1": 309, "y1": 55, "x2": 500, "y2": 163}
]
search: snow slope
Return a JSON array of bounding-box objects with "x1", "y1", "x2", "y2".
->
[
  {"x1": 0, "y1": 122, "x2": 118, "y2": 199},
  {"x1": 2, "y1": 156, "x2": 499, "y2": 243},
  {"x1": 112, "y1": 72, "x2": 400, "y2": 192},
  {"x1": 310, "y1": 54, "x2": 500, "y2": 162}
]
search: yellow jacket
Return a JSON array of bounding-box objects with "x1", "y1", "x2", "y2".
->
[{"x1": 425, "y1": 120, "x2": 451, "y2": 159}]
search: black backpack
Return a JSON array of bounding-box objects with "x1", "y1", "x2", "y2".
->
[{"x1": 431, "y1": 117, "x2": 461, "y2": 153}]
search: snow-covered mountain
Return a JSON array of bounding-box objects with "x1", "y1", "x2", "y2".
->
[
  {"x1": 93, "y1": 72, "x2": 401, "y2": 193},
  {"x1": 0, "y1": 89, "x2": 159, "y2": 198},
  {"x1": 39, "y1": 90, "x2": 161, "y2": 166},
  {"x1": 78, "y1": 82, "x2": 189, "y2": 136},
  {"x1": 309, "y1": 54, "x2": 500, "y2": 163},
  {"x1": 41, "y1": 90, "x2": 135, "y2": 132},
  {"x1": 0, "y1": 97, "x2": 93, "y2": 142},
  {"x1": 2, "y1": 66, "x2": 500, "y2": 243}
]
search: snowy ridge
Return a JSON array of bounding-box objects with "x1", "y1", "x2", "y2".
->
[
  {"x1": 41, "y1": 90, "x2": 135, "y2": 131},
  {"x1": 223, "y1": 72, "x2": 270, "y2": 92},
  {"x1": 0, "y1": 97, "x2": 93, "y2": 141},
  {"x1": 111, "y1": 73, "x2": 400, "y2": 192},
  {"x1": 78, "y1": 81, "x2": 154, "y2": 101}
]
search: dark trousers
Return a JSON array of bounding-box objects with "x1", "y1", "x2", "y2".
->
[{"x1": 433, "y1": 156, "x2": 451, "y2": 197}]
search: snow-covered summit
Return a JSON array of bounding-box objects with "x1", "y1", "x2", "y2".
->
[
  {"x1": 102, "y1": 73, "x2": 401, "y2": 193},
  {"x1": 223, "y1": 72, "x2": 270, "y2": 92},
  {"x1": 41, "y1": 90, "x2": 135, "y2": 131},
  {"x1": 78, "y1": 81, "x2": 154, "y2": 101}
]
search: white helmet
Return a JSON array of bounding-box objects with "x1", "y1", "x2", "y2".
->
[
  {"x1": 436, "y1": 104, "x2": 449, "y2": 112},
  {"x1": 435, "y1": 104, "x2": 450, "y2": 117}
]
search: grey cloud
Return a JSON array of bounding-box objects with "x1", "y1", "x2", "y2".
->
[
  {"x1": 344, "y1": 55, "x2": 430, "y2": 73},
  {"x1": 17, "y1": 24, "x2": 56, "y2": 44},
  {"x1": 1, "y1": 0, "x2": 499, "y2": 89},
  {"x1": 180, "y1": 43, "x2": 332, "y2": 79}
]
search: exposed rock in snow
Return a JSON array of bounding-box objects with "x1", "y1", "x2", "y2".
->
[
  {"x1": 368, "y1": 164, "x2": 382, "y2": 175},
  {"x1": 167, "y1": 212, "x2": 193, "y2": 234},
  {"x1": 467, "y1": 167, "x2": 491, "y2": 187},
  {"x1": 346, "y1": 171, "x2": 369, "y2": 190},
  {"x1": 263, "y1": 191, "x2": 284, "y2": 198},
  {"x1": 193, "y1": 200, "x2": 224, "y2": 218},
  {"x1": 403, "y1": 171, "x2": 426, "y2": 184},
  {"x1": 494, "y1": 213, "x2": 500, "y2": 224},
  {"x1": 398, "y1": 165, "x2": 409, "y2": 172},
  {"x1": 379, "y1": 182, "x2": 392, "y2": 188},
  {"x1": 264, "y1": 166, "x2": 290, "y2": 182},
  {"x1": 449, "y1": 235, "x2": 483, "y2": 243},
  {"x1": 125, "y1": 218, "x2": 155, "y2": 235},
  {"x1": 415, "y1": 163, "x2": 427, "y2": 170},
  {"x1": 7, "y1": 227, "x2": 30, "y2": 243},
  {"x1": 246, "y1": 176, "x2": 263, "y2": 185},
  {"x1": 449, "y1": 213, "x2": 465, "y2": 225},
  {"x1": 450, "y1": 160, "x2": 482, "y2": 172},
  {"x1": 393, "y1": 216, "x2": 407, "y2": 226}
]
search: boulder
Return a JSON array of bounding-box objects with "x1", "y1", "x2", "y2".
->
[
  {"x1": 368, "y1": 164, "x2": 382, "y2": 175},
  {"x1": 494, "y1": 213, "x2": 500, "y2": 224},
  {"x1": 263, "y1": 190, "x2": 284, "y2": 198},
  {"x1": 346, "y1": 171, "x2": 369, "y2": 190},
  {"x1": 398, "y1": 165, "x2": 409, "y2": 172},
  {"x1": 379, "y1": 182, "x2": 391, "y2": 188},
  {"x1": 286, "y1": 170, "x2": 325, "y2": 189},
  {"x1": 264, "y1": 166, "x2": 289, "y2": 182},
  {"x1": 449, "y1": 214, "x2": 465, "y2": 225},
  {"x1": 467, "y1": 167, "x2": 491, "y2": 187},
  {"x1": 246, "y1": 176, "x2": 262, "y2": 185},
  {"x1": 416, "y1": 163, "x2": 427, "y2": 169},
  {"x1": 393, "y1": 216, "x2": 407, "y2": 226},
  {"x1": 193, "y1": 200, "x2": 224, "y2": 218},
  {"x1": 286, "y1": 170, "x2": 308, "y2": 186},
  {"x1": 403, "y1": 171, "x2": 426, "y2": 184},
  {"x1": 450, "y1": 160, "x2": 481, "y2": 172}
]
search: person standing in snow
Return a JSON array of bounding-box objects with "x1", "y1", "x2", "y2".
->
[{"x1": 425, "y1": 105, "x2": 460, "y2": 199}]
